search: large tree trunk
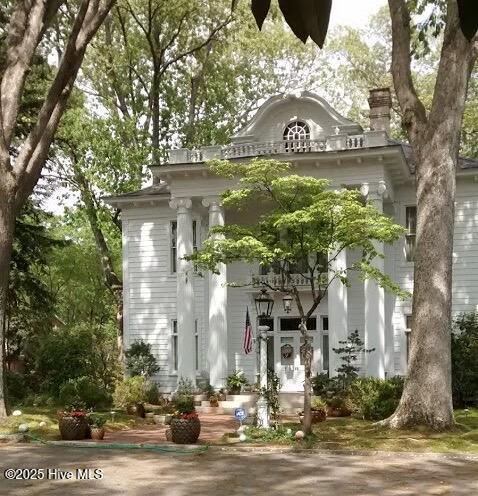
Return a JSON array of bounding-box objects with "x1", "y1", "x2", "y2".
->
[
  {"x1": 384, "y1": 0, "x2": 476, "y2": 429},
  {"x1": 0, "y1": 179, "x2": 16, "y2": 418}
]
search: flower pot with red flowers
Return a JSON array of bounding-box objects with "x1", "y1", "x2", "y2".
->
[
  {"x1": 170, "y1": 394, "x2": 201, "y2": 444},
  {"x1": 88, "y1": 414, "x2": 107, "y2": 441},
  {"x1": 58, "y1": 408, "x2": 89, "y2": 440}
]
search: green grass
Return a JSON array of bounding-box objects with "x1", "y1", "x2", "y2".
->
[
  {"x1": 0, "y1": 407, "x2": 147, "y2": 441},
  {"x1": 222, "y1": 409, "x2": 478, "y2": 453}
]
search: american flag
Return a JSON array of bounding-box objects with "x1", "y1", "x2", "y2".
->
[{"x1": 243, "y1": 307, "x2": 253, "y2": 355}]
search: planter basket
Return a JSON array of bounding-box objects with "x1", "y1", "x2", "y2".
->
[
  {"x1": 170, "y1": 417, "x2": 201, "y2": 444},
  {"x1": 90, "y1": 427, "x2": 105, "y2": 441},
  {"x1": 59, "y1": 416, "x2": 88, "y2": 440}
]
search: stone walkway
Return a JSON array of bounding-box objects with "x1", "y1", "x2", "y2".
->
[
  {"x1": 1, "y1": 445, "x2": 478, "y2": 495},
  {"x1": 97, "y1": 414, "x2": 237, "y2": 445}
]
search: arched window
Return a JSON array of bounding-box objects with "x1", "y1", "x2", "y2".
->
[{"x1": 283, "y1": 121, "x2": 310, "y2": 152}]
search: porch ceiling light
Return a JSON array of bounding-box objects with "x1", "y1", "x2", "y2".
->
[
  {"x1": 254, "y1": 288, "x2": 274, "y2": 318},
  {"x1": 282, "y1": 293, "x2": 293, "y2": 314}
]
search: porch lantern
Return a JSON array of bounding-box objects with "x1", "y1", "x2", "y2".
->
[
  {"x1": 282, "y1": 293, "x2": 293, "y2": 314},
  {"x1": 254, "y1": 288, "x2": 274, "y2": 318}
]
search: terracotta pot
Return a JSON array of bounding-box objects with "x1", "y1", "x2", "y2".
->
[
  {"x1": 170, "y1": 417, "x2": 201, "y2": 444},
  {"x1": 209, "y1": 399, "x2": 219, "y2": 407},
  {"x1": 58, "y1": 416, "x2": 88, "y2": 440},
  {"x1": 90, "y1": 427, "x2": 105, "y2": 440}
]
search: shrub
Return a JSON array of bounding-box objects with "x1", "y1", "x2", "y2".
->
[
  {"x1": 176, "y1": 377, "x2": 194, "y2": 396},
  {"x1": 58, "y1": 376, "x2": 111, "y2": 409},
  {"x1": 125, "y1": 340, "x2": 160, "y2": 378},
  {"x1": 349, "y1": 377, "x2": 404, "y2": 420},
  {"x1": 173, "y1": 394, "x2": 195, "y2": 414},
  {"x1": 113, "y1": 376, "x2": 152, "y2": 408},
  {"x1": 145, "y1": 381, "x2": 160, "y2": 404},
  {"x1": 88, "y1": 414, "x2": 107, "y2": 428},
  {"x1": 5, "y1": 370, "x2": 30, "y2": 406},
  {"x1": 451, "y1": 312, "x2": 478, "y2": 407},
  {"x1": 311, "y1": 396, "x2": 327, "y2": 412}
]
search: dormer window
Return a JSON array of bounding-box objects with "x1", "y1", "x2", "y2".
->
[{"x1": 283, "y1": 120, "x2": 310, "y2": 152}]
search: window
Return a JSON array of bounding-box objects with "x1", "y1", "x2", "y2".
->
[
  {"x1": 194, "y1": 319, "x2": 199, "y2": 372},
  {"x1": 283, "y1": 121, "x2": 311, "y2": 152},
  {"x1": 170, "y1": 220, "x2": 199, "y2": 273},
  {"x1": 172, "y1": 320, "x2": 178, "y2": 372},
  {"x1": 405, "y1": 206, "x2": 416, "y2": 262},
  {"x1": 405, "y1": 315, "x2": 412, "y2": 364},
  {"x1": 279, "y1": 317, "x2": 317, "y2": 331},
  {"x1": 170, "y1": 222, "x2": 177, "y2": 273},
  {"x1": 321, "y1": 316, "x2": 329, "y2": 373}
]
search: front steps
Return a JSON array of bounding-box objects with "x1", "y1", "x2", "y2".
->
[{"x1": 194, "y1": 392, "x2": 305, "y2": 415}]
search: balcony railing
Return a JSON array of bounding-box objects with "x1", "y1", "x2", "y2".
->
[
  {"x1": 252, "y1": 272, "x2": 328, "y2": 288},
  {"x1": 167, "y1": 130, "x2": 388, "y2": 165}
]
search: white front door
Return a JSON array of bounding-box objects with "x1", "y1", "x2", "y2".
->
[{"x1": 275, "y1": 332, "x2": 319, "y2": 392}]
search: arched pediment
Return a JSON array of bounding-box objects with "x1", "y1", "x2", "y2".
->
[{"x1": 232, "y1": 91, "x2": 363, "y2": 144}]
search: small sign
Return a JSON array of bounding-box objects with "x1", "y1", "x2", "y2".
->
[{"x1": 234, "y1": 408, "x2": 247, "y2": 422}]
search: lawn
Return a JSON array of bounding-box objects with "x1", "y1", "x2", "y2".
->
[
  {"x1": 225, "y1": 409, "x2": 478, "y2": 454},
  {"x1": 0, "y1": 407, "x2": 146, "y2": 441}
]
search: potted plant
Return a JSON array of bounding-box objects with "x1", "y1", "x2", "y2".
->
[
  {"x1": 57, "y1": 406, "x2": 89, "y2": 440},
  {"x1": 226, "y1": 370, "x2": 248, "y2": 395},
  {"x1": 153, "y1": 403, "x2": 175, "y2": 425},
  {"x1": 113, "y1": 376, "x2": 151, "y2": 418},
  {"x1": 298, "y1": 396, "x2": 327, "y2": 424},
  {"x1": 209, "y1": 393, "x2": 219, "y2": 407},
  {"x1": 170, "y1": 394, "x2": 201, "y2": 444},
  {"x1": 326, "y1": 393, "x2": 353, "y2": 417},
  {"x1": 88, "y1": 414, "x2": 107, "y2": 440}
]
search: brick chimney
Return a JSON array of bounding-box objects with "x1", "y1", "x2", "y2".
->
[{"x1": 368, "y1": 88, "x2": 392, "y2": 134}]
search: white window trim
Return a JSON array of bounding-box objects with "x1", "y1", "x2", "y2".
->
[
  {"x1": 169, "y1": 218, "x2": 201, "y2": 275},
  {"x1": 404, "y1": 205, "x2": 416, "y2": 264},
  {"x1": 320, "y1": 315, "x2": 329, "y2": 374},
  {"x1": 170, "y1": 319, "x2": 178, "y2": 375}
]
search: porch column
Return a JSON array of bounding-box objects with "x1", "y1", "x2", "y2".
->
[
  {"x1": 328, "y1": 248, "x2": 348, "y2": 377},
  {"x1": 364, "y1": 182, "x2": 386, "y2": 378},
  {"x1": 169, "y1": 197, "x2": 196, "y2": 385},
  {"x1": 202, "y1": 197, "x2": 228, "y2": 389}
]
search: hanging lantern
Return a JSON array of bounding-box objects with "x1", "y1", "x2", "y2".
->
[
  {"x1": 254, "y1": 288, "x2": 274, "y2": 318},
  {"x1": 282, "y1": 293, "x2": 293, "y2": 314}
]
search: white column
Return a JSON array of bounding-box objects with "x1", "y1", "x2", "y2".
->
[
  {"x1": 328, "y1": 248, "x2": 348, "y2": 377},
  {"x1": 202, "y1": 197, "x2": 228, "y2": 389},
  {"x1": 364, "y1": 183, "x2": 386, "y2": 378},
  {"x1": 169, "y1": 198, "x2": 196, "y2": 385}
]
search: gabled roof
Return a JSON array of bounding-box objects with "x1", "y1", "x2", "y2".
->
[{"x1": 103, "y1": 182, "x2": 170, "y2": 203}]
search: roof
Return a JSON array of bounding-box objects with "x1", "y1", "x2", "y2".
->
[
  {"x1": 393, "y1": 141, "x2": 478, "y2": 173},
  {"x1": 103, "y1": 182, "x2": 170, "y2": 203}
]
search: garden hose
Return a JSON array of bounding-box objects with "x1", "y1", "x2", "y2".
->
[{"x1": 24, "y1": 433, "x2": 209, "y2": 455}]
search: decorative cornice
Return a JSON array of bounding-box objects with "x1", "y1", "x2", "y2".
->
[{"x1": 202, "y1": 196, "x2": 223, "y2": 210}]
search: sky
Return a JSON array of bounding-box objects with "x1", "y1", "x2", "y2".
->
[{"x1": 330, "y1": 0, "x2": 387, "y2": 28}]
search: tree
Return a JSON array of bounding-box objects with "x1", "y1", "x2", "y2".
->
[
  {"x1": 248, "y1": 0, "x2": 478, "y2": 430},
  {"x1": 189, "y1": 158, "x2": 406, "y2": 434},
  {"x1": 0, "y1": 0, "x2": 115, "y2": 418}
]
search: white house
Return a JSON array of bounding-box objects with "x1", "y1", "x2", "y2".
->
[{"x1": 106, "y1": 89, "x2": 478, "y2": 395}]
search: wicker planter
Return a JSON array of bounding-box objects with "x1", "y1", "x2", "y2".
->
[
  {"x1": 90, "y1": 427, "x2": 105, "y2": 440},
  {"x1": 170, "y1": 417, "x2": 201, "y2": 444},
  {"x1": 58, "y1": 416, "x2": 88, "y2": 440}
]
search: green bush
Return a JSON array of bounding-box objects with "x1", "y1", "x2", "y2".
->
[
  {"x1": 145, "y1": 381, "x2": 160, "y2": 404},
  {"x1": 5, "y1": 371, "x2": 30, "y2": 406},
  {"x1": 349, "y1": 377, "x2": 404, "y2": 420},
  {"x1": 113, "y1": 376, "x2": 152, "y2": 408},
  {"x1": 58, "y1": 376, "x2": 111, "y2": 409},
  {"x1": 226, "y1": 370, "x2": 248, "y2": 393},
  {"x1": 452, "y1": 312, "x2": 478, "y2": 407},
  {"x1": 125, "y1": 340, "x2": 160, "y2": 378},
  {"x1": 173, "y1": 394, "x2": 195, "y2": 414}
]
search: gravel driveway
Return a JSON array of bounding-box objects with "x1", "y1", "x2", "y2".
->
[{"x1": 1, "y1": 445, "x2": 477, "y2": 495}]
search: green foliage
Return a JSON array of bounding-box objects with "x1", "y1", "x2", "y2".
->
[
  {"x1": 349, "y1": 377, "x2": 404, "y2": 421},
  {"x1": 58, "y1": 376, "x2": 111, "y2": 409},
  {"x1": 113, "y1": 376, "x2": 153, "y2": 408},
  {"x1": 5, "y1": 371, "x2": 31, "y2": 406},
  {"x1": 311, "y1": 396, "x2": 327, "y2": 413},
  {"x1": 88, "y1": 414, "x2": 107, "y2": 428},
  {"x1": 452, "y1": 313, "x2": 478, "y2": 407},
  {"x1": 312, "y1": 373, "x2": 336, "y2": 396},
  {"x1": 125, "y1": 340, "x2": 160, "y2": 378},
  {"x1": 259, "y1": 370, "x2": 281, "y2": 420},
  {"x1": 176, "y1": 377, "x2": 195, "y2": 396},
  {"x1": 333, "y1": 330, "x2": 375, "y2": 389},
  {"x1": 190, "y1": 159, "x2": 406, "y2": 301},
  {"x1": 173, "y1": 395, "x2": 196, "y2": 415},
  {"x1": 226, "y1": 370, "x2": 249, "y2": 393},
  {"x1": 34, "y1": 322, "x2": 119, "y2": 397}
]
